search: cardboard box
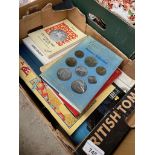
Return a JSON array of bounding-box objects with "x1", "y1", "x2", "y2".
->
[
  {"x1": 72, "y1": 0, "x2": 135, "y2": 59},
  {"x1": 19, "y1": 1, "x2": 135, "y2": 154}
]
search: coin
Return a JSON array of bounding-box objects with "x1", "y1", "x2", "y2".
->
[
  {"x1": 85, "y1": 56, "x2": 97, "y2": 67},
  {"x1": 75, "y1": 66, "x2": 88, "y2": 77},
  {"x1": 65, "y1": 57, "x2": 77, "y2": 67},
  {"x1": 49, "y1": 30, "x2": 67, "y2": 42},
  {"x1": 75, "y1": 50, "x2": 84, "y2": 58},
  {"x1": 88, "y1": 76, "x2": 97, "y2": 84},
  {"x1": 96, "y1": 66, "x2": 106, "y2": 75},
  {"x1": 71, "y1": 80, "x2": 87, "y2": 94},
  {"x1": 57, "y1": 68, "x2": 72, "y2": 81}
]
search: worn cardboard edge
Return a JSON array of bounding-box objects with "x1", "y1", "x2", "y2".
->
[
  {"x1": 19, "y1": 0, "x2": 63, "y2": 19},
  {"x1": 126, "y1": 111, "x2": 135, "y2": 128},
  {"x1": 56, "y1": 129, "x2": 75, "y2": 153},
  {"x1": 20, "y1": 84, "x2": 74, "y2": 154},
  {"x1": 122, "y1": 59, "x2": 135, "y2": 80},
  {"x1": 19, "y1": 84, "x2": 54, "y2": 130}
]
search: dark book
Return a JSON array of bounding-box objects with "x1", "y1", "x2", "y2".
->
[{"x1": 70, "y1": 84, "x2": 125, "y2": 145}]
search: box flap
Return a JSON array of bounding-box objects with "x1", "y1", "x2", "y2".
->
[{"x1": 19, "y1": 0, "x2": 63, "y2": 19}]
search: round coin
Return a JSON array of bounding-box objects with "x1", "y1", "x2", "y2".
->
[
  {"x1": 75, "y1": 66, "x2": 88, "y2": 77},
  {"x1": 71, "y1": 80, "x2": 87, "y2": 94},
  {"x1": 65, "y1": 57, "x2": 77, "y2": 67},
  {"x1": 85, "y1": 56, "x2": 97, "y2": 67},
  {"x1": 88, "y1": 76, "x2": 97, "y2": 84},
  {"x1": 96, "y1": 66, "x2": 106, "y2": 75},
  {"x1": 57, "y1": 68, "x2": 72, "y2": 81},
  {"x1": 75, "y1": 50, "x2": 84, "y2": 58}
]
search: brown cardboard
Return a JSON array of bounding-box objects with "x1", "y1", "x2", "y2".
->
[
  {"x1": 122, "y1": 59, "x2": 135, "y2": 80},
  {"x1": 19, "y1": 1, "x2": 135, "y2": 154},
  {"x1": 19, "y1": 84, "x2": 75, "y2": 154},
  {"x1": 19, "y1": 4, "x2": 129, "y2": 66},
  {"x1": 113, "y1": 130, "x2": 135, "y2": 155},
  {"x1": 19, "y1": 0, "x2": 62, "y2": 19},
  {"x1": 126, "y1": 112, "x2": 135, "y2": 128}
]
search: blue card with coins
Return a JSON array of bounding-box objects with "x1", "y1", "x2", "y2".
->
[{"x1": 40, "y1": 36, "x2": 123, "y2": 113}]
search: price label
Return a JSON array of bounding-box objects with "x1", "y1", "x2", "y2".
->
[{"x1": 82, "y1": 140, "x2": 105, "y2": 155}]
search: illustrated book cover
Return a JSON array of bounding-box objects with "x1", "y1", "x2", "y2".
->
[
  {"x1": 46, "y1": 68, "x2": 122, "y2": 117},
  {"x1": 19, "y1": 56, "x2": 114, "y2": 135},
  {"x1": 40, "y1": 36, "x2": 123, "y2": 113},
  {"x1": 28, "y1": 19, "x2": 87, "y2": 58}
]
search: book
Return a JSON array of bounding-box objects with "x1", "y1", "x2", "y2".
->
[
  {"x1": 19, "y1": 56, "x2": 114, "y2": 135},
  {"x1": 70, "y1": 84, "x2": 125, "y2": 145},
  {"x1": 41, "y1": 52, "x2": 122, "y2": 117},
  {"x1": 20, "y1": 41, "x2": 119, "y2": 117},
  {"x1": 28, "y1": 19, "x2": 87, "y2": 58},
  {"x1": 19, "y1": 43, "x2": 42, "y2": 75},
  {"x1": 75, "y1": 86, "x2": 135, "y2": 155},
  {"x1": 113, "y1": 70, "x2": 135, "y2": 93},
  {"x1": 40, "y1": 36, "x2": 123, "y2": 113},
  {"x1": 23, "y1": 37, "x2": 79, "y2": 65},
  {"x1": 51, "y1": 68, "x2": 122, "y2": 117},
  {"x1": 70, "y1": 72, "x2": 135, "y2": 144}
]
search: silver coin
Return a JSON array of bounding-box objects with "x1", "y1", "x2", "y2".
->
[
  {"x1": 75, "y1": 66, "x2": 88, "y2": 77},
  {"x1": 71, "y1": 80, "x2": 87, "y2": 94},
  {"x1": 57, "y1": 68, "x2": 72, "y2": 81},
  {"x1": 49, "y1": 30, "x2": 67, "y2": 42},
  {"x1": 96, "y1": 66, "x2": 106, "y2": 75},
  {"x1": 65, "y1": 57, "x2": 77, "y2": 67},
  {"x1": 88, "y1": 76, "x2": 97, "y2": 84},
  {"x1": 85, "y1": 56, "x2": 97, "y2": 67}
]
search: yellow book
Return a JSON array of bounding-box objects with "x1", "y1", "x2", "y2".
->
[
  {"x1": 28, "y1": 19, "x2": 87, "y2": 58},
  {"x1": 19, "y1": 56, "x2": 114, "y2": 135}
]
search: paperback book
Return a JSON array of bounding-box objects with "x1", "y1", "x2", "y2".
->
[
  {"x1": 28, "y1": 19, "x2": 87, "y2": 58},
  {"x1": 23, "y1": 37, "x2": 79, "y2": 65},
  {"x1": 45, "y1": 68, "x2": 122, "y2": 117},
  {"x1": 70, "y1": 71, "x2": 134, "y2": 144},
  {"x1": 19, "y1": 43, "x2": 42, "y2": 75},
  {"x1": 19, "y1": 56, "x2": 114, "y2": 135},
  {"x1": 40, "y1": 36, "x2": 123, "y2": 113},
  {"x1": 70, "y1": 84, "x2": 125, "y2": 145}
]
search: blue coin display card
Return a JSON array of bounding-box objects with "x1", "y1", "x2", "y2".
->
[{"x1": 40, "y1": 36, "x2": 123, "y2": 113}]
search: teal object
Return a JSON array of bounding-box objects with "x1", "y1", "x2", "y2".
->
[{"x1": 72, "y1": 0, "x2": 135, "y2": 59}]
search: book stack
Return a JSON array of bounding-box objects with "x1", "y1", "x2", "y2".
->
[{"x1": 19, "y1": 19, "x2": 134, "y2": 144}]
